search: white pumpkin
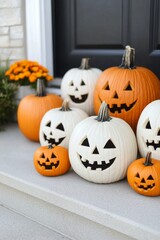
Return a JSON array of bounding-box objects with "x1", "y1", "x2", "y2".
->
[
  {"x1": 69, "y1": 102, "x2": 137, "y2": 183},
  {"x1": 39, "y1": 100, "x2": 88, "y2": 148},
  {"x1": 61, "y1": 58, "x2": 102, "y2": 115},
  {"x1": 137, "y1": 100, "x2": 160, "y2": 160}
]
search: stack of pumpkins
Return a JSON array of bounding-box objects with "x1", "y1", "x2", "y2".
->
[{"x1": 17, "y1": 45, "x2": 160, "y2": 197}]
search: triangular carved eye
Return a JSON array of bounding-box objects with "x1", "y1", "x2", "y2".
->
[
  {"x1": 104, "y1": 139, "x2": 116, "y2": 149},
  {"x1": 56, "y1": 123, "x2": 65, "y2": 131},
  {"x1": 147, "y1": 175, "x2": 154, "y2": 180},
  {"x1": 81, "y1": 137, "x2": 90, "y2": 147},
  {"x1": 51, "y1": 153, "x2": 56, "y2": 158},
  {"x1": 157, "y1": 129, "x2": 160, "y2": 136},
  {"x1": 146, "y1": 120, "x2": 151, "y2": 129},
  {"x1": 46, "y1": 121, "x2": 51, "y2": 127},
  {"x1": 135, "y1": 173, "x2": 140, "y2": 178},
  {"x1": 80, "y1": 80, "x2": 85, "y2": 86},
  {"x1": 124, "y1": 82, "x2": 132, "y2": 91},
  {"x1": 40, "y1": 153, "x2": 45, "y2": 158},
  {"x1": 70, "y1": 81, "x2": 74, "y2": 86},
  {"x1": 103, "y1": 82, "x2": 110, "y2": 90}
]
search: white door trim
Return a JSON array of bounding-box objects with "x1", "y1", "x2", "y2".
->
[{"x1": 25, "y1": 0, "x2": 53, "y2": 75}]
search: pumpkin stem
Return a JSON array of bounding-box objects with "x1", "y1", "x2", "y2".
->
[
  {"x1": 48, "y1": 143, "x2": 53, "y2": 149},
  {"x1": 95, "y1": 101, "x2": 112, "y2": 122},
  {"x1": 60, "y1": 99, "x2": 72, "y2": 111},
  {"x1": 119, "y1": 45, "x2": 136, "y2": 69},
  {"x1": 79, "y1": 58, "x2": 90, "y2": 70},
  {"x1": 36, "y1": 79, "x2": 46, "y2": 97},
  {"x1": 144, "y1": 152, "x2": 153, "y2": 166}
]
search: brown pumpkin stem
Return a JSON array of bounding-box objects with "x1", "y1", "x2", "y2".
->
[
  {"x1": 144, "y1": 152, "x2": 153, "y2": 166},
  {"x1": 119, "y1": 45, "x2": 136, "y2": 69},
  {"x1": 36, "y1": 78, "x2": 46, "y2": 97},
  {"x1": 95, "y1": 101, "x2": 112, "y2": 122},
  {"x1": 60, "y1": 99, "x2": 72, "y2": 111},
  {"x1": 79, "y1": 58, "x2": 90, "y2": 70}
]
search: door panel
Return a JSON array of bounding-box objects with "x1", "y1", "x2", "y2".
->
[
  {"x1": 52, "y1": 0, "x2": 160, "y2": 78},
  {"x1": 76, "y1": 0, "x2": 123, "y2": 46}
]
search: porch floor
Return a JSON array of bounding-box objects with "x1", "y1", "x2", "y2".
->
[{"x1": 0, "y1": 124, "x2": 160, "y2": 240}]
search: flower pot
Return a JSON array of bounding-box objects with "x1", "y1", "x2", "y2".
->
[{"x1": 16, "y1": 85, "x2": 36, "y2": 100}]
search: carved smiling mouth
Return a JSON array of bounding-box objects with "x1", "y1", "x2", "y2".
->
[
  {"x1": 135, "y1": 182, "x2": 155, "y2": 190},
  {"x1": 108, "y1": 100, "x2": 137, "y2": 113},
  {"x1": 146, "y1": 139, "x2": 160, "y2": 150},
  {"x1": 98, "y1": 97, "x2": 137, "y2": 113},
  {"x1": 38, "y1": 160, "x2": 59, "y2": 169},
  {"x1": 78, "y1": 154, "x2": 116, "y2": 170},
  {"x1": 43, "y1": 133, "x2": 65, "y2": 146},
  {"x1": 69, "y1": 94, "x2": 88, "y2": 103}
]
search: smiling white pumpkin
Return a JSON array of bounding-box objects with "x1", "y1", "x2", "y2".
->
[{"x1": 69, "y1": 102, "x2": 137, "y2": 183}]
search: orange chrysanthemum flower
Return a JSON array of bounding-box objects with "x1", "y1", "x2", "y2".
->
[{"x1": 5, "y1": 59, "x2": 53, "y2": 87}]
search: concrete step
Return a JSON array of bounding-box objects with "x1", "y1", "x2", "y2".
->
[
  {"x1": 0, "y1": 124, "x2": 160, "y2": 240},
  {"x1": 0, "y1": 205, "x2": 71, "y2": 240}
]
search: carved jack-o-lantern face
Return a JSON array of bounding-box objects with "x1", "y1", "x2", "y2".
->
[
  {"x1": 42, "y1": 121, "x2": 66, "y2": 146},
  {"x1": 134, "y1": 172, "x2": 155, "y2": 191},
  {"x1": 68, "y1": 79, "x2": 88, "y2": 103},
  {"x1": 34, "y1": 145, "x2": 70, "y2": 176},
  {"x1": 69, "y1": 102, "x2": 137, "y2": 183},
  {"x1": 78, "y1": 136, "x2": 116, "y2": 171},
  {"x1": 127, "y1": 153, "x2": 160, "y2": 196},
  {"x1": 102, "y1": 82, "x2": 137, "y2": 114},
  {"x1": 39, "y1": 102, "x2": 88, "y2": 148},
  {"x1": 137, "y1": 100, "x2": 160, "y2": 160},
  {"x1": 100, "y1": 80, "x2": 137, "y2": 114}
]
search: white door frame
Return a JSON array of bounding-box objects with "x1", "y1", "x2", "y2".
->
[{"x1": 25, "y1": 0, "x2": 53, "y2": 75}]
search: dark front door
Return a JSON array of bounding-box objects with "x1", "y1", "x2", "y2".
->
[{"x1": 52, "y1": 0, "x2": 160, "y2": 78}]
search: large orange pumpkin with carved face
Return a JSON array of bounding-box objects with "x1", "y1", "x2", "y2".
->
[{"x1": 94, "y1": 46, "x2": 160, "y2": 132}]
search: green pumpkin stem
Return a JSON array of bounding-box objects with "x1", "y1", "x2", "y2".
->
[
  {"x1": 119, "y1": 45, "x2": 136, "y2": 69},
  {"x1": 144, "y1": 152, "x2": 153, "y2": 166},
  {"x1": 79, "y1": 58, "x2": 90, "y2": 70},
  {"x1": 36, "y1": 79, "x2": 46, "y2": 97},
  {"x1": 95, "y1": 101, "x2": 112, "y2": 122},
  {"x1": 60, "y1": 99, "x2": 72, "y2": 111}
]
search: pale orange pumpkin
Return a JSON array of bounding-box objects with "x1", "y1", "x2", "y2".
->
[
  {"x1": 94, "y1": 45, "x2": 160, "y2": 132},
  {"x1": 34, "y1": 144, "x2": 70, "y2": 176},
  {"x1": 17, "y1": 79, "x2": 63, "y2": 141}
]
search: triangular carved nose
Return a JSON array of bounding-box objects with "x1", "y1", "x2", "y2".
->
[
  {"x1": 92, "y1": 147, "x2": 99, "y2": 154},
  {"x1": 113, "y1": 91, "x2": 119, "y2": 99},
  {"x1": 75, "y1": 87, "x2": 78, "y2": 91},
  {"x1": 141, "y1": 178, "x2": 146, "y2": 183},
  {"x1": 46, "y1": 158, "x2": 50, "y2": 162}
]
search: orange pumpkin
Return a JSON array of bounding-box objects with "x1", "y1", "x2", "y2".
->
[
  {"x1": 33, "y1": 144, "x2": 70, "y2": 176},
  {"x1": 94, "y1": 45, "x2": 160, "y2": 132},
  {"x1": 127, "y1": 152, "x2": 160, "y2": 197},
  {"x1": 17, "y1": 79, "x2": 63, "y2": 141}
]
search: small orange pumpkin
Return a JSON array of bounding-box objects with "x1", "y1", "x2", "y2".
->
[
  {"x1": 127, "y1": 152, "x2": 160, "y2": 196},
  {"x1": 94, "y1": 45, "x2": 160, "y2": 132},
  {"x1": 34, "y1": 144, "x2": 70, "y2": 176},
  {"x1": 17, "y1": 79, "x2": 63, "y2": 141}
]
